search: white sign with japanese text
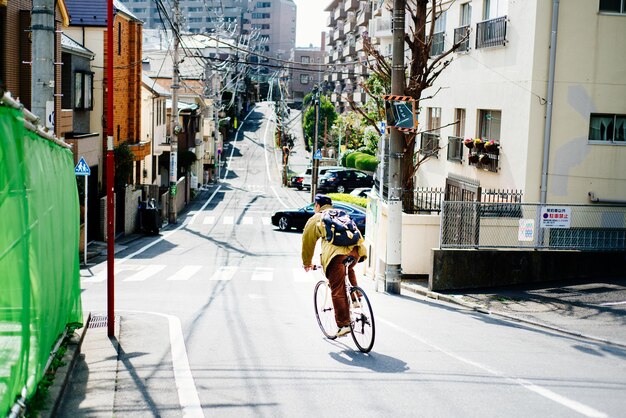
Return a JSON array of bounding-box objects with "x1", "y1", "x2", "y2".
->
[
  {"x1": 518, "y1": 219, "x2": 535, "y2": 241},
  {"x1": 540, "y1": 206, "x2": 571, "y2": 229}
]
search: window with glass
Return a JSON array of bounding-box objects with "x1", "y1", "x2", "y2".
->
[
  {"x1": 301, "y1": 56, "x2": 310, "y2": 64},
  {"x1": 74, "y1": 72, "x2": 93, "y2": 110},
  {"x1": 478, "y1": 109, "x2": 501, "y2": 140},
  {"x1": 600, "y1": 0, "x2": 626, "y2": 13},
  {"x1": 460, "y1": 2, "x2": 472, "y2": 25},
  {"x1": 300, "y1": 74, "x2": 310, "y2": 84},
  {"x1": 428, "y1": 107, "x2": 442, "y2": 133},
  {"x1": 589, "y1": 114, "x2": 626, "y2": 143}
]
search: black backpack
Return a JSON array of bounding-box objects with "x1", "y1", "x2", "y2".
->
[{"x1": 321, "y1": 209, "x2": 362, "y2": 247}]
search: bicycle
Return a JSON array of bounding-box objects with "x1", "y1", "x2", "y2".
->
[{"x1": 313, "y1": 256, "x2": 376, "y2": 353}]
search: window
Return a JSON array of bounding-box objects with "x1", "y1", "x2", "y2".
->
[
  {"x1": 74, "y1": 72, "x2": 93, "y2": 110},
  {"x1": 600, "y1": 0, "x2": 626, "y2": 13},
  {"x1": 589, "y1": 114, "x2": 626, "y2": 143},
  {"x1": 478, "y1": 109, "x2": 501, "y2": 141},
  {"x1": 300, "y1": 74, "x2": 310, "y2": 84},
  {"x1": 301, "y1": 56, "x2": 310, "y2": 64},
  {"x1": 256, "y1": 1, "x2": 271, "y2": 7},
  {"x1": 460, "y1": 2, "x2": 472, "y2": 26},
  {"x1": 455, "y1": 108, "x2": 466, "y2": 137},
  {"x1": 428, "y1": 107, "x2": 441, "y2": 133},
  {"x1": 430, "y1": 11, "x2": 446, "y2": 56},
  {"x1": 118, "y1": 22, "x2": 122, "y2": 55},
  {"x1": 483, "y1": 0, "x2": 507, "y2": 19}
]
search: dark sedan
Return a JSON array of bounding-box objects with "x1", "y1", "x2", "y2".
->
[
  {"x1": 271, "y1": 202, "x2": 366, "y2": 233},
  {"x1": 317, "y1": 169, "x2": 374, "y2": 193}
]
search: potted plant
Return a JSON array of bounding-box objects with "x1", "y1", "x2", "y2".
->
[
  {"x1": 468, "y1": 153, "x2": 479, "y2": 164},
  {"x1": 484, "y1": 140, "x2": 499, "y2": 152},
  {"x1": 479, "y1": 153, "x2": 491, "y2": 164},
  {"x1": 463, "y1": 138, "x2": 474, "y2": 149},
  {"x1": 474, "y1": 138, "x2": 485, "y2": 151}
]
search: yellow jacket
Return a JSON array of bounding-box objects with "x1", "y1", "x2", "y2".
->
[{"x1": 301, "y1": 204, "x2": 367, "y2": 273}]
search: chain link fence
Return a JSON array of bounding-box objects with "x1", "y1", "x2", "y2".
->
[{"x1": 441, "y1": 201, "x2": 626, "y2": 250}]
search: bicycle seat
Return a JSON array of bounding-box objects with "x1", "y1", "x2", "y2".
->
[{"x1": 342, "y1": 256, "x2": 356, "y2": 267}]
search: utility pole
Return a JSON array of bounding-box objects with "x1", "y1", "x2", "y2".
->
[
  {"x1": 168, "y1": 0, "x2": 181, "y2": 224},
  {"x1": 31, "y1": 0, "x2": 55, "y2": 126},
  {"x1": 105, "y1": 0, "x2": 115, "y2": 337},
  {"x1": 310, "y1": 85, "x2": 321, "y2": 200},
  {"x1": 385, "y1": 0, "x2": 406, "y2": 294}
]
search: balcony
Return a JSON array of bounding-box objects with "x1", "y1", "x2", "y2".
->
[
  {"x1": 353, "y1": 62, "x2": 367, "y2": 76},
  {"x1": 345, "y1": 0, "x2": 359, "y2": 12},
  {"x1": 334, "y1": 5, "x2": 347, "y2": 21},
  {"x1": 332, "y1": 49, "x2": 341, "y2": 62},
  {"x1": 332, "y1": 27, "x2": 346, "y2": 43},
  {"x1": 343, "y1": 44, "x2": 356, "y2": 58},
  {"x1": 352, "y1": 91, "x2": 367, "y2": 103},
  {"x1": 454, "y1": 25, "x2": 471, "y2": 52},
  {"x1": 356, "y1": 3, "x2": 372, "y2": 26},
  {"x1": 370, "y1": 16, "x2": 392, "y2": 38},
  {"x1": 476, "y1": 16, "x2": 507, "y2": 49},
  {"x1": 324, "y1": 54, "x2": 332, "y2": 64},
  {"x1": 327, "y1": 14, "x2": 336, "y2": 27},
  {"x1": 344, "y1": 18, "x2": 355, "y2": 34}
]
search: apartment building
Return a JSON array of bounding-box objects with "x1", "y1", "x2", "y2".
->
[
  {"x1": 324, "y1": 0, "x2": 372, "y2": 113},
  {"x1": 289, "y1": 47, "x2": 326, "y2": 106},
  {"x1": 368, "y1": 0, "x2": 625, "y2": 205}
]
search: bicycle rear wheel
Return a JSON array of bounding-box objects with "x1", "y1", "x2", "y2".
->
[
  {"x1": 349, "y1": 286, "x2": 375, "y2": 352},
  {"x1": 314, "y1": 280, "x2": 337, "y2": 339}
]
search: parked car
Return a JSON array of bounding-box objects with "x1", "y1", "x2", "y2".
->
[
  {"x1": 350, "y1": 187, "x2": 372, "y2": 198},
  {"x1": 301, "y1": 166, "x2": 345, "y2": 190},
  {"x1": 289, "y1": 173, "x2": 305, "y2": 189},
  {"x1": 317, "y1": 169, "x2": 374, "y2": 193},
  {"x1": 271, "y1": 201, "x2": 366, "y2": 233}
]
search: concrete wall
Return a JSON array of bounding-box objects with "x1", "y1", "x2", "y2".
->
[
  {"x1": 365, "y1": 196, "x2": 440, "y2": 279},
  {"x1": 124, "y1": 186, "x2": 142, "y2": 235},
  {"x1": 431, "y1": 249, "x2": 626, "y2": 291}
]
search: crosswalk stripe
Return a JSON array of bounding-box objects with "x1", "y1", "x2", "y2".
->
[
  {"x1": 242, "y1": 217, "x2": 253, "y2": 225},
  {"x1": 124, "y1": 265, "x2": 166, "y2": 282},
  {"x1": 251, "y1": 267, "x2": 273, "y2": 281},
  {"x1": 223, "y1": 216, "x2": 234, "y2": 225},
  {"x1": 167, "y1": 265, "x2": 202, "y2": 281},
  {"x1": 209, "y1": 266, "x2": 238, "y2": 281},
  {"x1": 83, "y1": 265, "x2": 142, "y2": 283},
  {"x1": 203, "y1": 216, "x2": 215, "y2": 225},
  {"x1": 261, "y1": 217, "x2": 271, "y2": 225}
]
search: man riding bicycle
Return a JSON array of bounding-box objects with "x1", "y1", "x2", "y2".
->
[{"x1": 302, "y1": 194, "x2": 367, "y2": 338}]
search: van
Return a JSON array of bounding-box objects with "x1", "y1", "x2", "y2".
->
[{"x1": 301, "y1": 166, "x2": 345, "y2": 190}]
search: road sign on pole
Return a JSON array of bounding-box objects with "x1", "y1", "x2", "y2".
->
[
  {"x1": 74, "y1": 157, "x2": 91, "y2": 176},
  {"x1": 313, "y1": 149, "x2": 322, "y2": 160}
]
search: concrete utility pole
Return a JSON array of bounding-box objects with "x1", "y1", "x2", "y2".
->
[
  {"x1": 168, "y1": 0, "x2": 181, "y2": 224},
  {"x1": 106, "y1": 0, "x2": 115, "y2": 337},
  {"x1": 385, "y1": 0, "x2": 406, "y2": 294},
  {"x1": 310, "y1": 85, "x2": 321, "y2": 200},
  {"x1": 31, "y1": 0, "x2": 55, "y2": 126}
]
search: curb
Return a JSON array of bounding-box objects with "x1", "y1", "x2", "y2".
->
[
  {"x1": 40, "y1": 313, "x2": 91, "y2": 418},
  {"x1": 400, "y1": 283, "x2": 626, "y2": 349}
]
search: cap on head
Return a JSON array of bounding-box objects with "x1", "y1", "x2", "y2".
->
[{"x1": 314, "y1": 194, "x2": 332, "y2": 207}]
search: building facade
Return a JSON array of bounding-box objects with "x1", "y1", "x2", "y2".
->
[
  {"x1": 406, "y1": 0, "x2": 626, "y2": 204},
  {"x1": 324, "y1": 0, "x2": 372, "y2": 113},
  {"x1": 289, "y1": 47, "x2": 325, "y2": 106}
]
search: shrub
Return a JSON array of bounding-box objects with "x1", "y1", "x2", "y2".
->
[
  {"x1": 341, "y1": 149, "x2": 356, "y2": 167},
  {"x1": 327, "y1": 193, "x2": 367, "y2": 209},
  {"x1": 354, "y1": 153, "x2": 378, "y2": 172}
]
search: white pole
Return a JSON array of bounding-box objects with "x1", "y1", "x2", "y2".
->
[{"x1": 84, "y1": 176, "x2": 88, "y2": 265}]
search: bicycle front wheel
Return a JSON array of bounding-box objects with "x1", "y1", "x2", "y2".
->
[
  {"x1": 314, "y1": 280, "x2": 337, "y2": 339},
  {"x1": 349, "y1": 286, "x2": 375, "y2": 353}
]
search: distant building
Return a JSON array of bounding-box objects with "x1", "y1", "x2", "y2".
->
[{"x1": 289, "y1": 46, "x2": 325, "y2": 107}]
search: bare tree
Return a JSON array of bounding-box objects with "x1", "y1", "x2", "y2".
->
[{"x1": 348, "y1": 0, "x2": 469, "y2": 212}]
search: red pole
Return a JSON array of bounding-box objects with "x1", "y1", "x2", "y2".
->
[{"x1": 106, "y1": 0, "x2": 115, "y2": 337}]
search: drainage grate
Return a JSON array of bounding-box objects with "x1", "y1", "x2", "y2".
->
[{"x1": 88, "y1": 315, "x2": 109, "y2": 328}]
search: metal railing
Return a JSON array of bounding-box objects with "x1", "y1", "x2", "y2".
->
[
  {"x1": 476, "y1": 16, "x2": 507, "y2": 49},
  {"x1": 429, "y1": 32, "x2": 445, "y2": 57},
  {"x1": 441, "y1": 202, "x2": 626, "y2": 250},
  {"x1": 420, "y1": 132, "x2": 440, "y2": 157},
  {"x1": 402, "y1": 188, "x2": 523, "y2": 214}
]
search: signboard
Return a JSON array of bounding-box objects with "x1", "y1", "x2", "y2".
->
[
  {"x1": 46, "y1": 101, "x2": 55, "y2": 130},
  {"x1": 169, "y1": 151, "x2": 178, "y2": 183},
  {"x1": 540, "y1": 206, "x2": 571, "y2": 229},
  {"x1": 313, "y1": 149, "x2": 322, "y2": 160},
  {"x1": 383, "y1": 95, "x2": 418, "y2": 131},
  {"x1": 518, "y1": 219, "x2": 535, "y2": 241},
  {"x1": 74, "y1": 157, "x2": 91, "y2": 176}
]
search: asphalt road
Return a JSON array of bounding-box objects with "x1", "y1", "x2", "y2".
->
[{"x1": 75, "y1": 103, "x2": 626, "y2": 418}]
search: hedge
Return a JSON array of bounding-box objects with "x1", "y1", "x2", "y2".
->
[
  {"x1": 344, "y1": 151, "x2": 378, "y2": 172},
  {"x1": 327, "y1": 193, "x2": 367, "y2": 209}
]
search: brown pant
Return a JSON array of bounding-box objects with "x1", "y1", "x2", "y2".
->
[{"x1": 326, "y1": 250, "x2": 359, "y2": 328}]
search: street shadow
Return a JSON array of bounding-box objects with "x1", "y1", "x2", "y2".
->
[{"x1": 328, "y1": 348, "x2": 409, "y2": 373}]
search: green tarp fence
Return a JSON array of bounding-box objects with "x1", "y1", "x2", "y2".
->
[{"x1": 0, "y1": 104, "x2": 83, "y2": 415}]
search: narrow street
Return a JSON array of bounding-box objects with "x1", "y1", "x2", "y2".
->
[{"x1": 68, "y1": 103, "x2": 626, "y2": 418}]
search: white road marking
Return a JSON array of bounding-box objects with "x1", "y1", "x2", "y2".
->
[
  {"x1": 261, "y1": 217, "x2": 271, "y2": 225},
  {"x1": 378, "y1": 317, "x2": 608, "y2": 418},
  {"x1": 123, "y1": 265, "x2": 166, "y2": 282},
  {"x1": 223, "y1": 216, "x2": 234, "y2": 225},
  {"x1": 251, "y1": 267, "x2": 273, "y2": 281},
  {"x1": 202, "y1": 216, "x2": 215, "y2": 225},
  {"x1": 122, "y1": 311, "x2": 203, "y2": 418},
  {"x1": 167, "y1": 265, "x2": 202, "y2": 281},
  {"x1": 242, "y1": 217, "x2": 253, "y2": 225},
  {"x1": 83, "y1": 265, "x2": 142, "y2": 283},
  {"x1": 209, "y1": 266, "x2": 238, "y2": 281},
  {"x1": 598, "y1": 301, "x2": 626, "y2": 306}
]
